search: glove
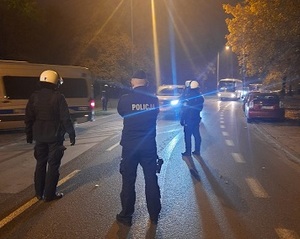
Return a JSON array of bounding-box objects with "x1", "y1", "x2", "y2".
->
[
  {"x1": 26, "y1": 136, "x2": 33, "y2": 144},
  {"x1": 69, "y1": 132, "x2": 76, "y2": 146}
]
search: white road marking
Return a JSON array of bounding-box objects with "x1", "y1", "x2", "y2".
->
[
  {"x1": 245, "y1": 177, "x2": 269, "y2": 198},
  {"x1": 220, "y1": 125, "x2": 225, "y2": 129},
  {"x1": 225, "y1": 139, "x2": 234, "y2": 146},
  {"x1": 109, "y1": 134, "x2": 120, "y2": 140},
  {"x1": 231, "y1": 153, "x2": 245, "y2": 163},
  {"x1": 0, "y1": 170, "x2": 81, "y2": 229},
  {"x1": 275, "y1": 228, "x2": 300, "y2": 239},
  {"x1": 106, "y1": 142, "x2": 119, "y2": 151},
  {"x1": 158, "y1": 132, "x2": 182, "y2": 194},
  {"x1": 220, "y1": 120, "x2": 225, "y2": 124},
  {"x1": 222, "y1": 131, "x2": 229, "y2": 137}
]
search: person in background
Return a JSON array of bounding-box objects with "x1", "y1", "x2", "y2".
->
[
  {"x1": 116, "y1": 69, "x2": 161, "y2": 226},
  {"x1": 101, "y1": 91, "x2": 108, "y2": 111},
  {"x1": 180, "y1": 80, "x2": 204, "y2": 156},
  {"x1": 25, "y1": 70, "x2": 76, "y2": 202}
]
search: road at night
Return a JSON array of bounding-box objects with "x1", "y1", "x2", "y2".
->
[{"x1": 0, "y1": 96, "x2": 299, "y2": 239}]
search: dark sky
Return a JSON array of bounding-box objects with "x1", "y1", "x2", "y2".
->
[
  {"x1": 39, "y1": 0, "x2": 241, "y2": 86},
  {"x1": 129, "y1": 0, "x2": 242, "y2": 84}
]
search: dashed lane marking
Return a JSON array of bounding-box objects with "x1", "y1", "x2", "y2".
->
[
  {"x1": 109, "y1": 134, "x2": 120, "y2": 140},
  {"x1": 231, "y1": 153, "x2": 245, "y2": 163},
  {"x1": 106, "y1": 142, "x2": 119, "y2": 151},
  {"x1": 225, "y1": 139, "x2": 234, "y2": 146},
  {"x1": 222, "y1": 131, "x2": 229, "y2": 137},
  {"x1": 245, "y1": 177, "x2": 269, "y2": 198},
  {"x1": 275, "y1": 228, "x2": 300, "y2": 239},
  {"x1": 0, "y1": 169, "x2": 81, "y2": 229}
]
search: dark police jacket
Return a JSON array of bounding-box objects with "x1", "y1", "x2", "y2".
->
[
  {"x1": 25, "y1": 87, "x2": 75, "y2": 143},
  {"x1": 180, "y1": 89, "x2": 204, "y2": 126},
  {"x1": 117, "y1": 86, "x2": 159, "y2": 149}
]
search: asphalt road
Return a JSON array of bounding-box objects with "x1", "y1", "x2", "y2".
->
[{"x1": 0, "y1": 96, "x2": 299, "y2": 239}]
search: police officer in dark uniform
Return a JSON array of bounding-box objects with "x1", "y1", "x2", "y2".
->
[
  {"x1": 116, "y1": 69, "x2": 161, "y2": 226},
  {"x1": 180, "y1": 80, "x2": 204, "y2": 156},
  {"x1": 25, "y1": 70, "x2": 76, "y2": 202}
]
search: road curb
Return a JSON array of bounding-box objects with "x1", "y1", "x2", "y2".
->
[{"x1": 253, "y1": 124, "x2": 300, "y2": 165}]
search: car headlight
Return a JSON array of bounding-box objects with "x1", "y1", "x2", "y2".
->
[{"x1": 170, "y1": 99, "x2": 179, "y2": 106}]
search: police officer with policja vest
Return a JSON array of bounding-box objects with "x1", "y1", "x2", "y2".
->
[
  {"x1": 25, "y1": 70, "x2": 76, "y2": 202},
  {"x1": 116, "y1": 69, "x2": 161, "y2": 226}
]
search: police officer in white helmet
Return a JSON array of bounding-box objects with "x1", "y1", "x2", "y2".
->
[
  {"x1": 180, "y1": 80, "x2": 204, "y2": 156},
  {"x1": 25, "y1": 70, "x2": 76, "y2": 201},
  {"x1": 116, "y1": 69, "x2": 161, "y2": 226}
]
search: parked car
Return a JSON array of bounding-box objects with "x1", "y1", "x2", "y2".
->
[
  {"x1": 242, "y1": 91, "x2": 261, "y2": 112},
  {"x1": 244, "y1": 92, "x2": 285, "y2": 123},
  {"x1": 156, "y1": 85, "x2": 185, "y2": 117}
]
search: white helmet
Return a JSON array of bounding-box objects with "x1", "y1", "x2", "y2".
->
[
  {"x1": 185, "y1": 80, "x2": 192, "y2": 87},
  {"x1": 40, "y1": 70, "x2": 63, "y2": 85},
  {"x1": 185, "y1": 80, "x2": 199, "y2": 89}
]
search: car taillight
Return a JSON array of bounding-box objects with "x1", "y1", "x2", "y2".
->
[
  {"x1": 90, "y1": 99, "x2": 95, "y2": 109},
  {"x1": 279, "y1": 101, "x2": 284, "y2": 108},
  {"x1": 249, "y1": 101, "x2": 254, "y2": 109}
]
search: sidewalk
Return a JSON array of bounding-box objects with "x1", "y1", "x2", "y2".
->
[
  {"x1": 95, "y1": 108, "x2": 117, "y2": 116},
  {"x1": 255, "y1": 123, "x2": 300, "y2": 164},
  {"x1": 255, "y1": 94, "x2": 300, "y2": 164},
  {"x1": 94, "y1": 98, "x2": 118, "y2": 116}
]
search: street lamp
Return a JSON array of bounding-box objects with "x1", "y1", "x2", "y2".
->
[{"x1": 217, "y1": 46, "x2": 230, "y2": 84}]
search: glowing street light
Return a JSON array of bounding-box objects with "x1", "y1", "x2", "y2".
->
[
  {"x1": 130, "y1": 0, "x2": 161, "y2": 86},
  {"x1": 217, "y1": 46, "x2": 230, "y2": 83}
]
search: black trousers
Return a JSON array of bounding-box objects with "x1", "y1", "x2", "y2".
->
[
  {"x1": 34, "y1": 141, "x2": 65, "y2": 198},
  {"x1": 118, "y1": 147, "x2": 161, "y2": 221},
  {"x1": 183, "y1": 123, "x2": 201, "y2": 153}
]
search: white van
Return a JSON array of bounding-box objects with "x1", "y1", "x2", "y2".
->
[
  {"x1": 156, "y1": 84, "x2": 185, "y2": 117},
  {"x1": 0, "y1": 60, "x2": 95, "y2": 130}
]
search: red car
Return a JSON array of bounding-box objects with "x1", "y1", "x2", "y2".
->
[
  {"x1": 242, "y1": 91, "x2": 261, "y2": 112},
  {"x1": 244, "y1": 92, "x2": 285, "y2": 123}
]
